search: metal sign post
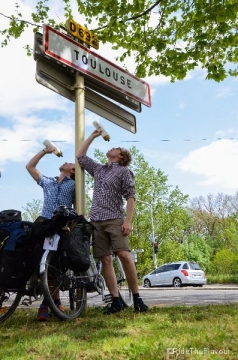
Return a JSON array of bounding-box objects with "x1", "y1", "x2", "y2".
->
[{"x1": 74, "y1": 72, "x2": 85, "y2": 214}]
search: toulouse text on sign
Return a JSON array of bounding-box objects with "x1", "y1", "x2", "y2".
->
[{"x1": 43, "y1": 25, "x2": 151, "y2": 107}]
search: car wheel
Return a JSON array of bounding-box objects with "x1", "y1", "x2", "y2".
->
[
  {"x1": 173, "y1": 277, "x2": 182, "y2": 287},
  {"x1": 143, "y1": 279, "x2": 151, "y2": 288}
]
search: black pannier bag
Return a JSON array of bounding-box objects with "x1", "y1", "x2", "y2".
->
[
  {"x1": 30, "y1": 213, "x2": 94, "y2": 274},
  {"x1": 0, "y1": 221, "x2": 33, "y2": 289},
  {"x1": 0, "y1": 227, "x2": 9, "y2": 273},
  {"x1": 0, "y1": 228, "x2": 9, "y2": 249},
  {"x1": 0, "y1": 209, "x2": 22, "y2": 223},
  {"x1": 58, "y1": 219, "x2": 94, "y2": 273}
]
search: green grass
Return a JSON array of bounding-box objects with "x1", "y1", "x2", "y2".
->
[{"x1": 0, "y1": 304, "x2": 238, "y2": 359}]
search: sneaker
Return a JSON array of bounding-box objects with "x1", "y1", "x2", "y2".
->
[
  {"x1": 49, "y1": 303, "x2": 65, "y2": 317},
  {"x1": 103, "y1": 301, "x2": 124, "y2": 315},
  {"x1": 57, "y1": 304, "x2": 65, "y2": 312},
  {"x1": 134, "y1": 297, "x2": 148, "y2": 312},
  {"x1": 37, "y1": 304, "x2": 49, "y2": 321}
]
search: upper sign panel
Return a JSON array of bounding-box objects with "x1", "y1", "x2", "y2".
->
[{"x1": 43, "y1": 25, "x2": 151, "y2": 107}]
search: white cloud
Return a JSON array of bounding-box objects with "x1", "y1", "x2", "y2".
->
[
  {"x1": 176, "y1": 139, "x2": 238, "y2": 189},
  {"x1": 0, "y1": 2, "x2": 82, "y2": 165},
  {"x1": 215, "y1": 128, "x2": 238, "y2": 139},
  {"x1": 216, "y1": 87, "x2": 235, "y2": 98},
  {"x1": 179, "y1": 102, "x2": 186, "y2": 109}
]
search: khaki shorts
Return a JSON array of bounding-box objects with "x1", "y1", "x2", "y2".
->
[{"x1": 91, "y1": 218, "x2": 130, "y2": 258}]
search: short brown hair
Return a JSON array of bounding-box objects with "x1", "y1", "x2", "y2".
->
[
  {"x1": 118, "y1": 148, "x2": 132, "y2": 167},
  {"x1": 70, "y1": 168, "x2": 75, "y2": 181}
]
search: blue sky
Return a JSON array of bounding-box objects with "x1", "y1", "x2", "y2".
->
[{"x1": 1, "y1": 1, "x2": 238, "y2": 213}]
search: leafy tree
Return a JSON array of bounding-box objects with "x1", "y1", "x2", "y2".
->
[
  {"x1": 156, "y1": 239, "x2": 185, "y2": 265},
  {"x1": 209, "y1": 248, "x2": 238, "y2": 275},
  {"x1": 189, "y1": 193, "x2": 231, "y2": 240},
  {"x1": 189, "y1": 193, "x2": 238, "y2": 254},
  {"x1": 212, "y1": 216, "x2": 238, "y2": 254},
  {"x1": 182, "y1": 235, "x2": 211, "y2": 271},
  {"x1": 1, "y1": 1, "x2": 238, "y2": 81},
  {"x1": 22, "y1": 199, "x2": 43, "y2": 221}
]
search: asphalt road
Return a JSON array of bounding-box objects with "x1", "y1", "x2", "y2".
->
[
  {"x1": 86, "y1": 285, "x2": 238, "y2": 308},
  {"x1": 15, "y1": 284, "x2": 238, "y2": 310}
]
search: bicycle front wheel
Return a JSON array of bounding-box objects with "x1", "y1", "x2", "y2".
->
[
  {"x1": 113, "y1": 256, "x2": 133, "y2": 307},
  {"x1": 40, "y1": 251, "x2": 87, "y2": 321},
  {"x1": 0, "y1": 288, "x2": 22, "y2": 323}
]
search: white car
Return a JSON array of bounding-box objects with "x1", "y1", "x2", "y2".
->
[{"x1": 142, "y1": 261, "x2": 207, "y2": 288}]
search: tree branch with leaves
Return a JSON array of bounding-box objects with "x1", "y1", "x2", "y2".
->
[{"x1": 1, "y1": 0, "x2": 237, "y2": 81}]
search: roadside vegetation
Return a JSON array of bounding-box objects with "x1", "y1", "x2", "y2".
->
[
  {"x1": 206, "y1": 274, "x2": 238, "y2": 285},
  {"x1": 0, "y1": 305, "x2": 237, "y2": 359}
]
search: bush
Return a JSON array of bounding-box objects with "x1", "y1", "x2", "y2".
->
[
  {"x1": 209, "y1": 248, "x2": 238, "y2": 275},
  {"x1": 207, "y1": 274, "x2": 238, "y2": 284}
]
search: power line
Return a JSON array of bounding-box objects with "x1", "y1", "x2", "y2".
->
[
  {"x1": 122, "y1": 138, "x2": 237, "y2": 142},
  {"x1": 1, "y1": 138, "x2": 238, "y2": 142},
  {"x1": 0, "y1": 139, "x2": 66, "y2": 142}
]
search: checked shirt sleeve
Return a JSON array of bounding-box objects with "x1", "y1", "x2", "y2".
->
[
  {"x1": 77, "y1": 155, "x2": 100, "y2": 177},
  {"x1": 121, "y1": 168, "x2": 135, "y2": 200}
]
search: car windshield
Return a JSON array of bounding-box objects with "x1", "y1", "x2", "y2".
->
[{"x1": 189, "y1": 262, "x2": 201, "y2": 270}]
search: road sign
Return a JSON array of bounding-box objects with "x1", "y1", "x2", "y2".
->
[
  {"x1": 66, "y1": 19, "x2": 99, "y2": 50},
  {"x1": 131, "y1": 249, "x2": 144, "y2": 263},
  {"x1": 131, "y1": 249, "x2": 144, "y2": 253},
  {"x1": 34, "y1": 32, "x2": 141, "y2": 113},
  {"x1": 36, "y1": 59, "x2": 137, "y2": 133},
  {"x1": 43, "y1": 24, "x2": 151, "y2": 107}
]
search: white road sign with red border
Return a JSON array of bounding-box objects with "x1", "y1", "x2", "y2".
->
[{"x1": 43, "y1": 25, "x2": 151, "y2": 107}]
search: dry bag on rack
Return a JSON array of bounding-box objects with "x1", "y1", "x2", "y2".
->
[
  {"x1": 0, "y1": 220, "x2": 33, "y2": 289},
  {"x1": 58, "y1": 220, "x2": 94, "y2": 273}
]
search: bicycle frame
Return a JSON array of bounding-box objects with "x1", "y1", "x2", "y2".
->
[
  {"x1": 39, "y1": 249, "x2": 50, "y2": 275},
  {"x1": 85, "y1": 253, "x2": 132, "y2": 307},
  {"x1": 85, "y1": 254, "x2": 112, "y2": 303}
]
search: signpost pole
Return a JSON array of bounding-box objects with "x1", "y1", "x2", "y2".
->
[{"x1": 74, "y1": 72, "x2": 85, "y2": 214}]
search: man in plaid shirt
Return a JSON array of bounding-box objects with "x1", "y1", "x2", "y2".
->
[{"x1": 76, "y1": 130, "x2": 148, "y2": 314}]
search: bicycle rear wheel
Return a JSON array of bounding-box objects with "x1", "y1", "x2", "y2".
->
[
  {"x1": 40, "y1": 251, "x2": 87, "y2": 321},
  {"x1": 0, "y1": 288, "x2": 22, "y2": 323},
  {"x1": 113, "y1": 256, "x2": 133, "y2": 307}
]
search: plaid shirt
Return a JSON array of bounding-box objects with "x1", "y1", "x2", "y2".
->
[
  {"x1": 78, "y1": 155, "x2": 135, "y2": 221},
  {"x1": 38, "y1": 175, "x2": 75, "y2": 219}
]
